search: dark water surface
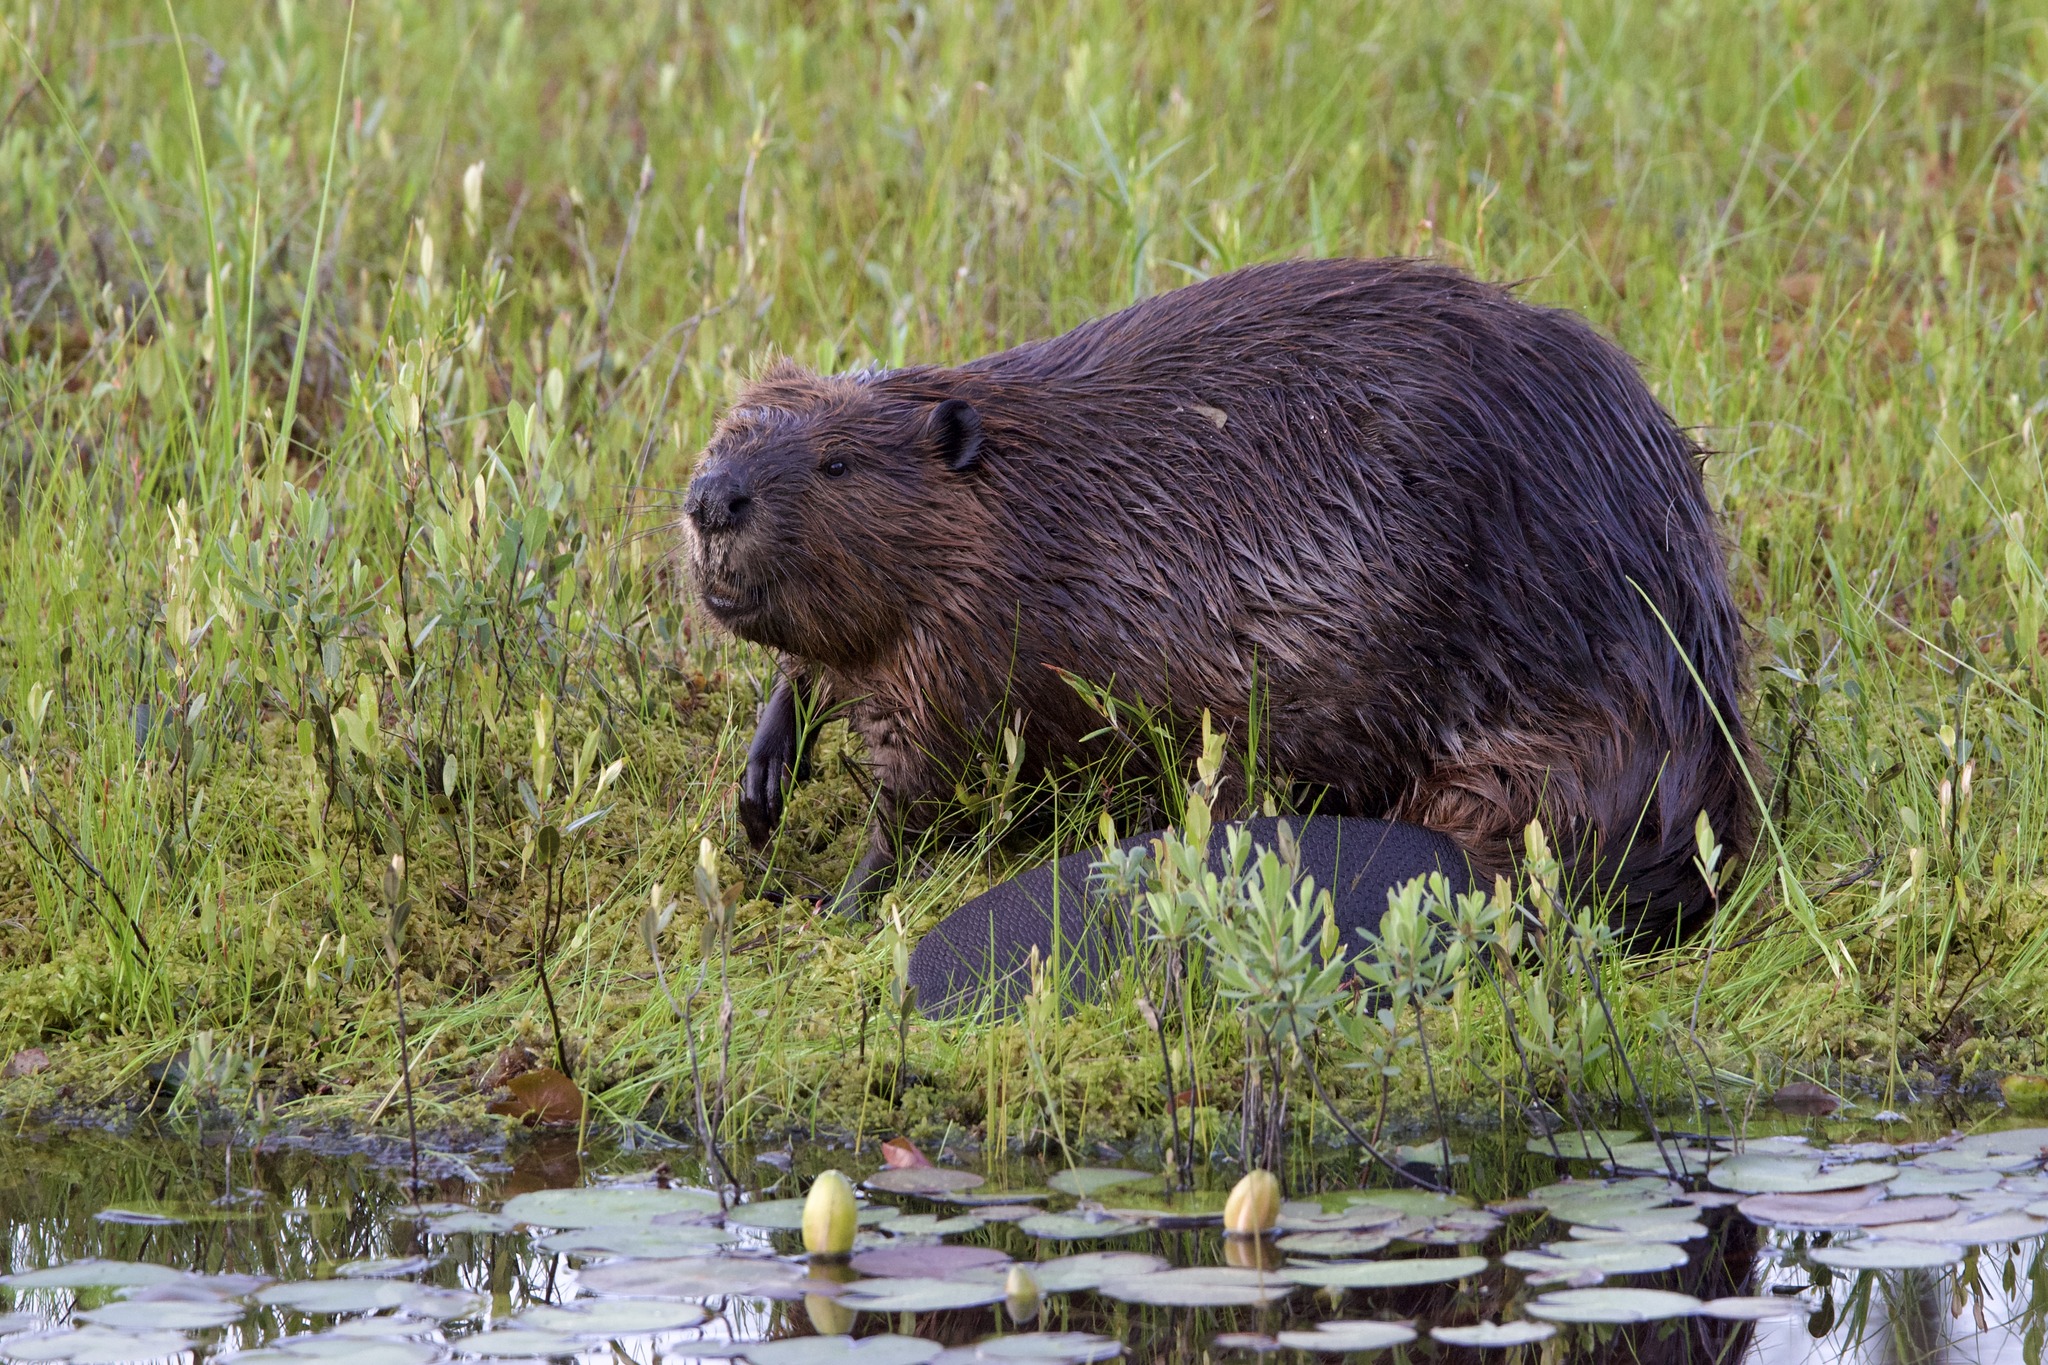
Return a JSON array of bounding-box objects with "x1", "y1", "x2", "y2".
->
[{"x1": 0, "y1": 1117, "x2": 2043, "y2": 1365}]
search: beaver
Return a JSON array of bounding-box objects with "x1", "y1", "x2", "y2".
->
[{"x1": 682, "y1": 256, "x2": 1754, "y2": 942}]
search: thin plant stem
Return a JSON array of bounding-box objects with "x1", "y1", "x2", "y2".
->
[{"x1": 1298, "y1": 1040, "x2": 1449, "y2": 1194}]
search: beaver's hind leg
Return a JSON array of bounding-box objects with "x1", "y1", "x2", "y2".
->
[{"x1": 1392, "y1": 729, "x2": 1596, "y2": 896}]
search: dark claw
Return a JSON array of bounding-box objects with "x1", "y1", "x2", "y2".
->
[{"x1": 740, "y1": 677, "x2": 800, "y2": 848}]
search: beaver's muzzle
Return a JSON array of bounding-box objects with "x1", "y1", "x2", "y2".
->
[{"x1": 684, "y1": 465, "x2": 754, "y2": 535}]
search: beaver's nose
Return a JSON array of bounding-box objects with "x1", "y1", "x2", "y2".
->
[{"x1": 685, "y1": 468, "x2": 753, "y2": 534}]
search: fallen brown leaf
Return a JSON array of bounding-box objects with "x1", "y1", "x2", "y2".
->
[
  {"x1": 487, "y1": 1067, "x2": 585, "y2": 1126},
  {"x1": 881, "y1": 1137, "x2": 933, "y2": 1169},
  {"x1": 4, "y1": 1047, "x2": 51, "y2": 1079}
]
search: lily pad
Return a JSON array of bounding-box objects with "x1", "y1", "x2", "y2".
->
[
  {"x1": 1736, "y1": 1190, "x2": 1957, "y2": 1230},
  {"x1": 724, "y1": 1199, "x2": 895, "y2": 1233},
  {"x1": 121, "y1": 1275, "x2": 271, "y2": 1302},
  {"x1": 872, "y1": 1213, "x2": 986, "y2": 1238},
  {"x1": 576, "y1": 1256, "x2": 811, "y2": 1301},
  {"x1": 970, "y1": 1332, "x2": 1123, "y2": 1363},
  {"x1": 1556, "y1": 1203, "x2": 1703, "y2": 1236},
  {"x1": 1272, "y1": 1322, "x2": 1416, "y2": 1353},
  {"x1": 833, "y1": 1278, "x2": 1007, "y2": 1313},
  {"x1": 1956, "y1": 1191, "x2": 2037, "y2": 1214},
  {"x1": 1015, "y1": 1213, "x2": 1144, "y2": 1241},
  {"x1": 1706, "y1": 1155, "x2": 1898, "y2": 1194},
  {"x1": 1563, "y1": 1213, "x2": 1707, "y2": 1242},
  {"x1": 1699, "y1": 1297, "x2": 1812, "y2": 1321},
  {"x1": 1809, "y1": 1241, "x2": 1964, "y2": 1270},
  {"x1": 1275, "y1": 1202, "x2": 1405, "y2": 1234},
  {"x1": 1528, "y1": 1176, "x2": 1677, "y2": 1205},
  {"x1": 255, "y1": 1282, "x2": 415, "y2": 1315},
  {"x1": 515, "y1": 1301, "x2": 710, "y2": 1335},
  {"x1": 1012, "y1": 1253, "x2": 1169, "y2": 1294},
  {"x1": 1601, "y1": 1142, "x2": 1717, "y2": 1177},
  {"x1": 968, "y1": 1206, "x2": 1041, "y2": 1224},
  {"x1": 1887, "y1": 1168, "x2": 2001, "y2": 1196},
  {"x1": 423, "y1": 1212, "x2": 519, "y2": 1237},
  {"x1": 1865, "y1": 1211, "x2": 2048, "y2": 1245},
  {"x1": 1678, "y1": 1192, "x2": 1744, "y2": 1210},
  {"x1": 1737, "y1": 1136, "x2": 1821, "y2": 1156},
  {"x1": 0, "y1": 1317, "x2": 40, "y2": 1337},
  {"x1": 744, "y1": 1337, "x2": 941, "y2": 1365},
  {"x1": 250, "y1": 1338, "x2": 443, "y2": 1365},
  {"x1": 450, "y1": 1330, "x2": 585, "y2": 1358},
  {"x1": 0, "y1": 1329, "x2": 193, "y2": 1363},
  {"x1": 1911, "y1": 1149, "x2": 2039, "y2": 1174},
  {"x1": 1528, "y1": 1130, "x2": 1639, "y2": 1160},
  {"x1": 499, "y1": 1186, "x2": 722, "y2": 1229},
  {"x1": 1097, "y1": 1268, "x2": 1293, "y2": 1307},
  {"x1": 1101, "y1": 1190, "x2": 1230, "y2": 1227},
  {"x1": 309, "y1": 1322, "x2": 434, "y2": 1341},
  {"x1": 862, "y1": 1169, "x2": 987, "y2": 1198},
  {"x1": 1045, "y1": 1169, "x2": 1151, "y2": 1198},
  {"x1": 1274, "y1": 1232, "x2": 1393, "y2": 1258},
  {"x1": 1955, "y1": 1128, "x2": 2048, "y2": 1159},
  {"x1": 1282, "y1": 1256, "x2": 1489, "y2": 1289},
  {"x1": 392, "y1": 1288, "x2": 488, "y2": 1322},
  {"x1": 76, "y1": 1301, "x2": 245, "y2": 1332},
  {"x1": 1524, "y1": 1289, "x2": 1703, "y2": 1323},
  {"x1": 1, "y1": 1264, "x2": 189, "y2": 1292},
  {"x1": 1502, "y1": 1240, "x2": 1688, "y2": 1276},
  {"x1": 850, "y1": 1245, "x2": 1011, "y2": 1279},
  {"x1": 335, "y1": 1258, "x2": 439, "y2": 1279},
  {"x1": 1410, "y1": 1211, "x2": 1503, "y2": 1244},
  {"x1": 1543, "y1": 1192, "x2": 1681, "y2": 1229},
  {"x1": 1427, "y1": 1321, "x2": 1557, "y2": 1348},
  {"x1": 534, "y1": 1223, "x2": 734, "y2": 1257},
  {"x1": 1342, "y1": 1189, "x2": 1475, "y2": 1215},
  {"x1": 941, "y1": 1189, "x2": 1053, "y2": 1208}
]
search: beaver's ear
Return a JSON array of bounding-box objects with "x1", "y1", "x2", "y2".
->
[{"x1": 925, "y1": 398, "x2": 983, "y2": 472}]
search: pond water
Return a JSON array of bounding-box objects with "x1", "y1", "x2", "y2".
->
[{"x1": 0, "y1": 1117, "x2": 2043, "y2": 1365}]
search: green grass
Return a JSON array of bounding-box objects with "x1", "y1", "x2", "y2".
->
[{"x1": 1, "y1": 0, "x2": 2045, "y2": 1153}]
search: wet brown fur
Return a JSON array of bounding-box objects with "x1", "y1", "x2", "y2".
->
[{"x1": 683, "y1": 257, "x2": 1756, "y2": 941}]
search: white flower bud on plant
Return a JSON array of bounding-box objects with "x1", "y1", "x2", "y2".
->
[
  {"x1": 802, "y1": 1170, "x2": 858, "y2": 1257},
  {"x1": 1222, "y1": 1169, "x2": 1280, "y2": 1237},
  {"x1": 462, "y1": 161, "x2": 485, "y2": 238}
]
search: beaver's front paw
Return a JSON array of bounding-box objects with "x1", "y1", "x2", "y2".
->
[{"x1": 740, "y1": 677, "x2": 799, "y2": 847}]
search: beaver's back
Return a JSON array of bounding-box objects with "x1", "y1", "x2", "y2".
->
[{"x1": 887, "y1": 258, "x2": 1751, "y2": 939}]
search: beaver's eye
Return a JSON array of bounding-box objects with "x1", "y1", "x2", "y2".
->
[{"x1": 822, "y1": 459, "x2": 848, "y2": 479}]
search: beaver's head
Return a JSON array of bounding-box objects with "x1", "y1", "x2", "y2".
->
[{"x1": 683, "y1": 361, "x2": 986, "y2": 669}]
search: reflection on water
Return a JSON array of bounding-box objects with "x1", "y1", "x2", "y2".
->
[{"x1": 0, "y1": 1124, "x2": 2041, "y2": 1364}]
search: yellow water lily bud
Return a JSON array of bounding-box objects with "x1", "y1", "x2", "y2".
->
[
  {"x1": 803, "y1": 1292, "x2": 855, "y2": 1335},
  {"x1": 801, "y1": 1169, "x2": 859, "y2": 1257},
  {"x1": 1222, "y1": 1169, "x2": 1281, "y2": 1237},
  {"x1": 1004, "y1": 1263, "x2": 1041, "y2": 1324}
]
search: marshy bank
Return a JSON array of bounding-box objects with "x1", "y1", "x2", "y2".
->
[{"x1": 2, "y1": 0, "x2": 2047, "y2": 1171}]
